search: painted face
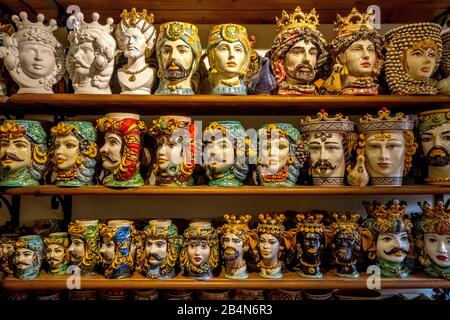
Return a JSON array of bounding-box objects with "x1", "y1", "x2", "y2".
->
[
  {"x1": 301, "y1": 232, "x2": 322, "y2": 257},
  {"x1": 122, "y1": 27, "x2": 147, "y2": 58},
  {"x1": 308, "y1": 132, "x2": 345, "y2": 178},
  {"x1": 100, "y1": 132, "x2": 123, "y2": 171},
  {"x1": 145, "y1": 238, "x2": 168, "y2": 267},
  {"x1": 259, "y1": 136, "x2": 290, "y2": 175},
  {"x1": 187, "y1": 239, "x2": 210, "y2": 267},
  {"x1": 213, "y1": 40, "x2": 246, "y2": 76},
  {"x1": 205, "y1": 135, "x2": 234, "y2": 173},
  {"x1": 334, "y1": 232, "x2": 356, "y2": 261},
  {"x1": 71, "y1": 41, "x2": 95, "y2": 76},
  {"x1": 0, "y1": 137, "x2": 32, "y2": 172},
  {"x1": 46, "y1": 244, "x2": 65, "y2": 267},
  {"x1": 19, "y1": 43, "x2": 56, "y2": 79},
  {"x1": 54, "y1": 135, "x2": 80, "y2": 171},
  {"x1": 342, "y1": 39, "x2": 376, "y2": 78},
  {"x1": 405, "y1": 46, "x2": 436, "y2": 80},
  {"x1": 259, "y1": 233, "x2": 280, "y2": 261},
  {"x1": 14, "y1": 248, "x2": 35, "y2": 270},
  {"x1": 0, "y1": 242, "x2": 15, "y2": 260},
  {"x1": 376, "y1": 232, "x2": 409, "y2": 263},
  {"x1": 365, "y1": 131, "x2": 405, "y2": 178},
  {"x1": 157, "y1": 135, "x2": 184, "y2": 170},
  {"x1": 99, "y1": 239, "x2": 115, "y2": 264},
  {"x1": 284, "y1": 39, "x2": 318, "y2": 84},
  {"x1": 424, "y1": 234, "x2": 450, "y2": 268},
  {"x1": 222, "y1": 232, "x2": 244, "y2": 261},
  {"x1": 160, "y1": 39, "x2": 194, "y2": 81},
  {"x1": 68, "y1": 236, "x2": 85, "y2": 264},
  {"x1": 421, "y1": 123, "x2": 450, "y2": 167}
]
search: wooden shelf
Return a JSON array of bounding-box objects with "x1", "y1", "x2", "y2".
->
[
  {"x1": 2, "y1": 271, "x2": 449, "y2": 290},
  {"x1": 1, "y1": 185, "x2": 450, "y2": 196}
]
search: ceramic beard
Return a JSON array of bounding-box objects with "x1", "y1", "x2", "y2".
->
[
  {"x1": 50, "y1": 121, "x2": 97, "y2": 186},
  {"x1": 299, "y1": 110, "x2": 356, "y2": 185},
  {"x1": 203, "y1": 121, "x2": 249, "y2": 186},
  {"x1": 0, "y1": 23, "x2": 14, "y2": 95},
  {"x1": 363, "y1": 200, "x2": 413, "y2": 278},
  {"x1": 149, "y1": 116, "x2": 196, "y2": 186},
  {"x1": 206, "y1": 24, "x2": 252, "y2": 95},
  {"x1": 97, "y1": 113, "x2": 146, "y2": 187},
  {"x1": 68, "y1": 220, "x2": 99, "y2": 276},
  {"x1": 180, "y1": 222, "x2": 219, "y2": 280},
  {"x1": 116, "y1": 8, "x2": 157, "y2": 94},
  {"x1": 257, "y1": 123, "x2": 306, "y2": 186},
  {"x1": 136, "y1": 219, "x2": 182, "y2": 279},
  {"x1": 66, "y1": 12, "x2": 116, "y2": 94},
  {"x1": 0, "y1": 233, "x2": 18, "y2": 275},
  {"x1": 417, "y1": 109, "x2": 450, "y2": 185},
  {"x1": 415, "y1": 201, "x2": 450, "y2": 279},
  {"x1": 347, "y1": 108, "x2": 417, "y2": 186},
  {"x1": 0, "y1": 120, "x2": 48, "y2": 187},
  {"x1": 44, "y1": 232, "x2": 69, "y2": 275},
  {"x1": 384, "y1": 22, "x2": 442, "y2": 95},
  {"x1": 436, "y1": 25, "x2": 450, "y2": 95},
  {"x1": 155, "y1": 22, "x2": 202, "y2": 95},
  {"x1": 14, "y1": 235, "x2": 44, "y2": 280},
  {"x1": 0, "y1": 12, "x2": 64, "y2": 93},
  {"x1": 323, "y1": 7, "x2": 383, "y2": 95}
]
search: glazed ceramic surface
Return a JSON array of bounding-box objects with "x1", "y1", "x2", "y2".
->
[
  {"x1": 0, "y1": 233, "x2": 19, "y2": 275},
  {"x1": 67, "y1": 219, "x2": 99, "y2": 276},
  {"x1": 44, "y1": 232, "x2": 69, "y2": 275},
  {"x1": 14, "y1": 235, "x2": 44, "y2": 280}
]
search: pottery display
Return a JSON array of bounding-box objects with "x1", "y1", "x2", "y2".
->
[
  {"x1": 155, "y1": 22, "x2": 202, "y2": 95},
  {"x1": 50, "y1": 121, "x2": 97, "y2": 186},
  {"x1": 0, "y1": 23, "x2": 14, "y2": 96},
  {"x1": 299, "y1": 110, "x2": 356, "y2": 185},
  {"x1": 66, "y1": 12, "x2": 115, "y2": 94},
  {"x1": 44, "y1": 232, "x2": 69, "y2": 275},
  {"x1": 14, "y1": 235, "x2": 44, "y2": 280},
  {"x1": 67, "y1": 219, "x2": 99, "y2": 276},
  {"x1": 0, "y1": 233, "x2": 19, "y2": 275},
  {"x1": 96, "y1": 113, "x2": 146, "y2": 187},
  {"x1": 0, "y1": 120, "x2": 48, "y2": 187},
  {"x1": 116, "y1": 8, "x2": 157, "y2": 95}
]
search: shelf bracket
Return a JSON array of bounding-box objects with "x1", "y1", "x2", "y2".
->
[
  {"x1": 51, "y1": 195, "x2": 73, "y2": 225},
  {"x1": 0, "y1": 194, "x2": 20, "y2": 228}
]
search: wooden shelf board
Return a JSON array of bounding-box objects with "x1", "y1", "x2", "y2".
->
[{"x1": 2, "y1": 271, "x2": 448, "y2": 290}]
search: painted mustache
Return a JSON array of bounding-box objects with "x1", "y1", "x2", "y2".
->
[
  {"x1": 148, "y1": 253, "x2": 163, "y2": 261},
  {"x1": 384, "y1": 247, "x2": 409, "y2": 256},
  {"x1": 426, "y1": 147, "x2": 450, "y2": 167},
  {"x1": 223, "y1": 246, "x2": 239, "y2": 261},
  {"x1": 164, "y1": 61, "x2": 191, "y2": 80},
  {"x1": 1, "y1": 152, "x2": 24, "y2": 162},
  {"x1": 292, "y1": 63, "x2": 315, "y2": 82},
  {"x1": 101, "y1": 152, "x2": 119, "y2": 163},
  {"x1": 312, "y1": 159, "x2": 336, "y2": 170}
]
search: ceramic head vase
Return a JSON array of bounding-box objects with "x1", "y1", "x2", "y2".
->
[
  {"x1": 180, "y1": 221, "x2": 219, "y2": 280},
  {"x1": 269, "y1": 7, "x2": 328, "y2": 95},
  {"x1": 116, "y1": 8, "x2": 157, "y2": 95},
  {"x1": 66, "y1": 12, "x2": 116, "y2": 94},
  {"x1": 0, "y1": 23, "x2": 15, "y2": 96},
  {"x1": 0, "y1": 12, "x2": 65, "y2": 93},
  {"x1": 0, "y1": 233, "x2": 19, "y2": 275},
  {"x1": 417, "y1": 109, "x2": 450, "y2": 185},
  {"x1": 155, "y1": 22, "x2": 202, "y2": 95},
  {"x1": 135, "y1": 219, "x2": 182, "y2": 279},
  {"x1": 437, "y1": 24, "x2": 450, "y2": 94},
  {"x1": 323, "y1": 7, "x2": 384, "y2": 95},
  {"x1": 0, "y1": 120, "x2": 48, "y2": 187},
  {"x1": 50, "y1": 121, "x2": 97, "y2": 186},
  {"x1": 206, "y1": 24, "x2": 253, "y2": 95},
  {"x1": 14, "y1": 235, "x2": 44, "y2": 280},
  {"x1": 415, "y1": 201, "x2": 450, "y2": 279},
  {"x1": 203, "y1": 121, "x2": 249, "y2": 186},
  {"x1": 97, "y1": 113, "x2": 146, "y2": 187},
  {"x1": 347, "y1": 108, "x2": 417, "y2": 186},
  {"x1": 44, "y1": 232, "x2": 70, "y2": 275},
  {"x1": 217, "y1": 214, "x2": 258, "y2": 279},
  {"x1": 257, "y1": 123, "x2": 307, "y2": 186},
  {"x1": 149, "y1": 116, "x2": 196, "y2": 186},
  {"x1": 299, "y1": 110, "x2": 356, "y2": 185},
  {"x1": 363, "y1": 200, "x2": 413, "y2": 278},
  {"x1": 384, "y1": 22, "x2": 442, "y2": 95},
  {"x1": 67, "y1": 220, "x2": 99, "y2": 276}
]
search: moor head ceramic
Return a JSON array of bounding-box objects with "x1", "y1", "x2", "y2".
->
[
  {"x1": 363, "y1": 200, "x2": 413, "y2": 278},
  {"x1": 217, "y1": 214, "x2": 258, "y2": 279},
  {"x1": 44, "y1": 232, "x2": 69, "y2": 275},
  {"x1": 299, "y1": 110, "x2": 356, "y2": 185},
  {"x1": 257, "y1": 123, "x2": 306, "y2": 186},
  {"x1": 116, "y1": 8, "x2": 157, "y2": 94},
  {"x1": 348, "y1": 108, "x2": 417, "y2": 186},
  {"x1": 417, "y1": 109, "x2": 450, "y2": 185},
  {"x1": 180, "y1": 221, "x2": 219, "y2": 280},
  {"x1": 0, "y1": 233, "x2": 18, "y2": 275},
  {"x1": 437, "y1": 25, "x2": 450, "y2": 94},
  {"x1": 97, "y1": 113, "x2": 146, "y2": 187},
  {"x1": 0, "y1": 23, "x2": 15, "y2": 96},
  {"x1": 67, "y1": 219, "x2": 99, "y2": 276},
  {"x1": 385, "y1": 23, "x2": 442, "y2": 95},
  {"x1": 415, "y1": 201, "x2": 450, "y2": 279},
  {"x1": 269, "y1": 7, "x2": 327, "y2": 95},
  {"x1": 206, "y1": 24, "x2": 253, "y2": 95},
  {"x1": 14, "y1": 235, "x2": 44, "y2": 280},
  {"x1": 155, "y1": 22, "x2": 202, "y2": 95},
  {"x1": 0, "y1": 120, "x2": 48, "y2": 187},
  {"x1": 136, "y1": 219, "x2": 182, "y2": 279},
  {"x1": 149, "y1": 116, "x2": 196, "y2": 186},
  {"x1": 66, "y1": 12, "x2": 116, "y2": 94},
  {"x1": 50, "y1": 121, "x2": 97, "y2": 186},
  {"x1": 203, "y1": 121, "x2": 249, "y2": 186},
  {"x1": 0, "y1": 12, "x2": 65, "y2": 93}
]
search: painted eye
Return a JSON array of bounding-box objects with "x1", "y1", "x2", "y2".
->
[
  {"x1": 427, "y1": 237, "x2": 437, "y2": 243},
  {"x1": 422, "y1": 137, "x2": 432, "y2": 142}
]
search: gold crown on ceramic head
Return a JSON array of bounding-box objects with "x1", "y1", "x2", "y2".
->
[
  {"x1": 224, "y1": 214, "x2": 252, "y2": 226},
  {"x1": 69, "y1": 12, "x2": 114, "y2": 34},
  {"x1": 363, "y1": 199, "x2": 408, "y2": 220},
  {"x1": 295, "y1": 213, "x2": 324, "y2": 233},
  {"x1": 418, "y1": 201, "x2": 450, "y2": 220},
  {"x1": 0, "y1": 121, "x2": 26, "y2": 139},
  {"x1": 356, "y1": 107, "x2": 414, "y2": 132},
  {"x1": 276, "y1": 7, "x2": 319, "y2": 33},
  {"x1": 330, "y1": 212, "x2": 360, "y2": 233},
  {"x1": 120, "y1": 8, "x2": 154, "y2": 30},
  {"x1": 12, "y1": 12, "x2": 57, "y2": 33},
  {"x1": 334, "y1": 7, "x2": 375, "y2": 35},
  {"x1": 256, "y1": 213, "x2": 286, "y2": 235},
  {"x1": 299, "y1": 109, "x2": 354, "y2": 133}
]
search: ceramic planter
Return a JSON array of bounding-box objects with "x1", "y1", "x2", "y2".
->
[
  {"x1": 44, "y1": 232, "x2": 69, "y2": 275},
  {"x1": 68, "y1": 219, "x2": 99, "y2": 276},
  {"x1": 0, "y1": 233, "x2": 19, "y2": 275},
  {"x1": 14, "y1": 235, "x2": 44, "y2": 280}
]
